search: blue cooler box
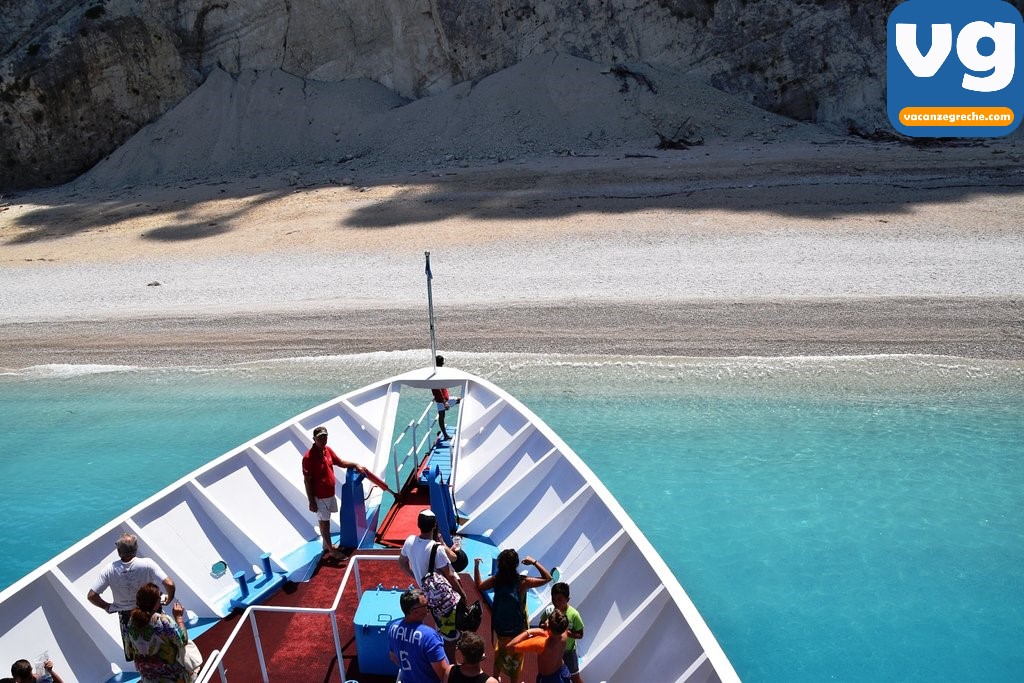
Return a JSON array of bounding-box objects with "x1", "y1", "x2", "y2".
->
[{"x1": 353, "y1": 586, "x2": 402, "y2": 676}]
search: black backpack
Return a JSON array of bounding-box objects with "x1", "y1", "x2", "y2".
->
[{"x1": 456, "y1": 599, "x2": 483, "y2": 632}]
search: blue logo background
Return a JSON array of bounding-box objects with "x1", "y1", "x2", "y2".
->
[{"x1": 887, "y1": 0, "x2": 1023, "y2": 137}]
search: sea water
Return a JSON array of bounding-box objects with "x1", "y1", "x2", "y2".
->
[{"x1": 1, "y1": 352, "x2": 1022, "y2": 682}]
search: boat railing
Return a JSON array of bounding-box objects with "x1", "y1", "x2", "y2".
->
[
  {"x1": 390, "y1": 419, "x2": 418, "y2": 492},
  {"x1": 194, "y1": 553, "x2": 399, "y2": 683},
  {"x1": 449, "y1": 391, "x2": 464, "y2": 501},
  {"x1": 390, "y1": 400, "x2": 440, "y2": 488}
]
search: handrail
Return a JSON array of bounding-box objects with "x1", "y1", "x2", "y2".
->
[
  {"x1": 194, "y1": 554, "x2": 401, "y2": 683},
  {"x1": 391, "y1": 419, "x2": 416, "y2": 497},
  {"x1": 448, "y1": 384, "x2": 466, "y2": 504},
  {"x1": 390, "y1": 400, "x2": 438, "y2": 490},
  {"x1": 415, "y1": 399, "x2": 437, "y2": 468},
  {"x1": 417, "y1": 418, "x2": 438, "y2": 464}
]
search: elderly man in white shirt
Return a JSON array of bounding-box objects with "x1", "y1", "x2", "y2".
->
[{"x1": 86, "y1": 532, "x2": 176, "y2": 661}]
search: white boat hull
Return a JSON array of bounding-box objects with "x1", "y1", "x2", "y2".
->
[{"x1": 0, "y1": 366, "x2": 739, "y2": 682}]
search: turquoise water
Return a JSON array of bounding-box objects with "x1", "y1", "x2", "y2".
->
[{"x1": 1, "y1": 353, "x2": 1022, "y2": 681}]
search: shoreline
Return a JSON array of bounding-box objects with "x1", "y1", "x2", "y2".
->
[
  {"x1": 3, "y1": 297, "x2": 1022, "y2": 368},
  {"x1": 3, "y1": 142, "x2": 1023, "y2": 368}
]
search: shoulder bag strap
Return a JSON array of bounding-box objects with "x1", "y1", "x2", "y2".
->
[{"x1": 428, "y1": 542, "x2": 439, "y2": 574}]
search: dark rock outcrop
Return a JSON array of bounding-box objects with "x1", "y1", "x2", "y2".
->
[{"x1": 2, "y1": 0, "x2": 1019, "y2": 191}]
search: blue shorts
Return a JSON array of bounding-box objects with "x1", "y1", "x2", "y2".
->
[
  {"x1": 563, "y1": 649, "x2": 580, "y2": 675},
  {"x1": 536, "y1": 664, "x2": 571, "y2": 683}
]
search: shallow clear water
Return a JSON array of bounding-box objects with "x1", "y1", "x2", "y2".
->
[{"x1": 1, "y1": 352, "x2": 1022, "y2": 681}]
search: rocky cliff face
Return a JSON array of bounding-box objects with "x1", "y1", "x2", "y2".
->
[{"x1": 1, "y1": 0, "x2": 1016, "y2": 191}]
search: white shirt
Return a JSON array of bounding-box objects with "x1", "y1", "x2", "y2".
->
[
  {"x1": 91, "y1": 557, "x2": 169, "y2": 611},
  {"x1": 400, "y1": 535, "x2": 450, "y2": 584}
]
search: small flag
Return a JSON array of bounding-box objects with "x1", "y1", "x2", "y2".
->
[{"x1": 425, "y1": 254, "x2": 432, "y2": 280}]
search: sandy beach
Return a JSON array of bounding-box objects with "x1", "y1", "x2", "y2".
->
[{"x1": 2, "y1": 139, "x2": 1023, "y2": 367}]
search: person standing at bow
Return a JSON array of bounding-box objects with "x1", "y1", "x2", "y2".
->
[
  {"x1": 303, "y1": 425, "x2": 366, "y2": 557},
  {"x1": 432, "y1": 355, "x2": 461, "y2": 441},
  {"x1": 86, "y1": 533, "x2": 176, "y2": 663}
]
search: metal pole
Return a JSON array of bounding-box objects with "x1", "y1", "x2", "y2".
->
[
  {"x1": 250, "y1": 611, "x2": 269, "y2": 682},
  {"x1": 331, "y1": 616, "x2": 346, "y2": 682},
  {"x1": 411, "y1": 423, "x2": 418, "y2": 469},
  {"x1": 425, "y1": 251, "x2": 437, "y2": 370}
]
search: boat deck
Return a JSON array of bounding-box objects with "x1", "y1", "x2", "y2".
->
[
  {"x1": 191, "y1": 431, "x2": 542, "y2": 682},
  {"x1": 193, "y1": 548, "x2": 541, "y2": 682},
  {"x1": 377, "y1": 434, "x2": 455, "y2": 548},
  {"x1": 0, "y1": 367, "x2": 739, "y2": 683}
]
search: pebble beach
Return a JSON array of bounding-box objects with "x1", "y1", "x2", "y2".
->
[{"x1": 2, "y1": 140, "x2": 1023, "y2": 367}]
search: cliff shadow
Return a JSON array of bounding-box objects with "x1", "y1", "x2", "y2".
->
[{"x1": 3, "y1": 138, "x2": 1023, "y2": 247}]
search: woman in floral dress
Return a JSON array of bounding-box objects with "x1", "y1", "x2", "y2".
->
[{"x1": 127, "y1": 582, "x2": 193, "y2": 683}]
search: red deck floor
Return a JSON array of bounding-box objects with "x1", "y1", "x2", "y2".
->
[
  {"x1": 193, "y1": 549, "x2": 539, "y2": 682},
  {"x1": 193, "y1": 445, "x2": 539, "y2": 683}
]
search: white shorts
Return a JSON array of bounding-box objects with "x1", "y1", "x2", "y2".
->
[
  {"x1": 436, "y1": 397, "x2": 460, "y2": 413},
  {"x1": 314, "y1": 496, "x2": 338, "y2": 522}
]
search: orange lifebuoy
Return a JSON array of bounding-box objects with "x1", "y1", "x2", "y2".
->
[{"x1": 511, "y1": 634, "x2": 547, "y2": 654}]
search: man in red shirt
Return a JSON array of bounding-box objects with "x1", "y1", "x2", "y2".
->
[{"x1": 303, "y1": 425, "x2": 365, "y2": 557}]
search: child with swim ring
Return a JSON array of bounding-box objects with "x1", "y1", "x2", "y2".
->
[
  {"x1": 540, "y1": 582, "x2": 585, "y2": 683},
  {"x1": 508, "y1": 608, "x2": 571, "y2": 683}
]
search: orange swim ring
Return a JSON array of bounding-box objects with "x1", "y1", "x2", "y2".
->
[{"x1": 511, "y1": 634, "x2": 547, "y2": 654}]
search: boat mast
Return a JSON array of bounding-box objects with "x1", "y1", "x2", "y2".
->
[{"x1": 425, "y1": 251, "x2": 438, "y2": 370}]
